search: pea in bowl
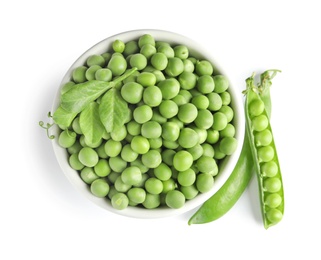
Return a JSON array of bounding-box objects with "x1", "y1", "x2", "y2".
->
[{"x1": 50, "y1": 29, "x2": 245, "y2": 218}]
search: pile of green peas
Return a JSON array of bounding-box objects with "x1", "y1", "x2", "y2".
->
[
  {"x1": 58, "y1": 34, "x2": 238, "y2": 210},
  {"x1": 247, "y1": 91, "x2": 284, "y2": 226}
]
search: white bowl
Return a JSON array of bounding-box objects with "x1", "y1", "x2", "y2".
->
[{"x1": 50, "y1": 29, "x2": 245, "y2": 218}]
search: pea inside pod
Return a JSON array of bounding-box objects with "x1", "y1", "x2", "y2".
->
[{"x1": 244, "y1": 72, "x2": 284, "y2": 229}]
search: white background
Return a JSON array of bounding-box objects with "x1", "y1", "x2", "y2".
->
[{"x1": 1, "y1": 0, "x2": 320, "y2": 259}]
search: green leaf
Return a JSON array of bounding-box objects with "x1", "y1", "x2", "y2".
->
[
  {"x1": 60, "y1": 80, "x2": 114, "y2": 113},
  {"x1": 52, "y1": 105, "x2": 78, "y2": 127},
  {"x1": 79, "y1": 102, "x2": 105, "y2": 144},
  {"x1": 99, "y1": 88, "x2": 129, "y2": 133}
]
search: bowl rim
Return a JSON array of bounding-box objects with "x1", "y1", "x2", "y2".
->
[{"x1": 50, "y1": 29, "x2": 245, "y2": 219}]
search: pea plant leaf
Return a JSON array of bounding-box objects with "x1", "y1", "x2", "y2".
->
[
  {"x1": 79, "y1": 102, "x2": 105, "y2": 144},
  {"x1": 52, "y1": 105, "x2": 78, "y2": 127},
  {"x1": 61, "y1": 80, "x2": 114, "y2": 113},
  {"x1": 60, "y1": 68, "x2": 138, "y2": 114},
  {"x1": 99, "y1": 88, "x2": 129, "y2": 133}
]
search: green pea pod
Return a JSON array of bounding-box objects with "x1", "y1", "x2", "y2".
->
[
  {"x1": 188, "y1": 133, "x2": 254, "y2": 225},
  {"x1": 245, "y1": 73, "x2": 284, "y2": 229}
]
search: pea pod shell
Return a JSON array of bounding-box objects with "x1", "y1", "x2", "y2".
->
[
  {"x1": 188, "y1": 133, "x2": 253, "y2": 225},
  {"x1": 245, "y1": 89, "x2": 284, "y2": 229}
]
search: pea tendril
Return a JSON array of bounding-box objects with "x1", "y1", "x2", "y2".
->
[{"x1": 39, "y1": 112, "x2": 55, "y2": 139}]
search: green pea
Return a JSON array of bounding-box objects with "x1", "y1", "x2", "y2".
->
[
  {"x1": 114, "y1": 176, "x2": 131, "y2": 192},
  {"x1": 173, "y1": 150, "x2": 193, "y2": 172},
  {"x1": 177, "y1": 103, "x2": 198, "y2": 124},
  {"x1": 86, "y1": 55, "x2": 105, "y2": 67},
  {"x1": 110, "y1": 125, "x2": 127, "y2": 142},
  {"x1": 154, "y1": 163, "x2": 172, "y2": 181},
  {"x1": 121, "y1": 144, "x2": 139, "y2": 162},
  {"x1": 138, "y1": 34, "x2": 155, "y2": 47},
  {"x1": 265, "y1": 193, "x2": 282, "y2": 208},
  {"x1": 178, "y1": 169, "x2": 196, "y2": 186},
  {"x1": 85, "y1": 65, "x2": 102, "y2": 81},
  {"x1": 121, "y1": 166, "x2": 142, "y2": 185},
  {"x1": 195, "y1": 60, "x2": 213, "y2": 76},
  {"x1": 151, "y1": 52, "x2": 168, "y2": 70},
  {"x1": 123, "y1": 40, "x2": 139, "y2": 56},
  {"x1": 142, "y1": 193, "x2": 160, "y2": 209},
  {"x1": 192, "y1": 95, "x2": 210, "y2": 109},
  {"x1": 78, "y1": 147, "x2": 99, "y2": 167},
  {"x1": 162, "y1": 179, "x2": 176, "y2": 194},
  {"x1": 249, "y1": 98, "x2": 265, "y2": 117},
  {"x1": 172, "y1": 95, "x2": 187, "y2": 106},
  {"x1": 197, "y1": 75, "x2": 215, "y2": 94},
  {"x1": 148, "y1": 137, "x2": 162, "y2": 149},
  {"x1": 161, "y1": 149, "x2": 176, "y2": 166},
  {"x1": 206, "y1": 129, "x2": 220, "y2": 144},
  {"x1": 133, "y1": 105, "x2": 153, "y2": 124},
  {"x1": 90, "y1": 179, "x2": 109, "y2": 198},
  {"x1": 68, "y1": 140, "x2": 82, "y2": 154},
  {"x1": 111, "y1": 193, "x2": 129, "y2": 210},
  {"x1": 261, "y1": 161, "x2": 278, "y2": 177},
  {"x1": 212, "y1": 112, "x2": 228, "y2": 131},
  {"x1": 101, "y1": 52, "x2": 112, "y2": 64},
  {"x1": 112, "y1": 39, "x2": 125, "y2": 53},
  {"x1": 219, "y1": 123, "x2": 235, "y2": 138},
  {"x1": 165, "y1": 190, "x2": 185, "y2": 209},
  {"x1": 158, "y1": 78, "x2": 180, "y2": 100},
  {"x1": 145, "y1": 177, "x2": 163, "y2": 194},
  {"x1": 140, "y1": 44, "x2": 157, "y2": 59},
  {"x1": 126, "y1": 121, "x2": 141, "y2": 136},
  {"x1": 107, "y1": 172, "x2": 120, "y2": 184},
  {"x1": 131, "y1": 135, "x2": 150, "y2": 154},
  {"x1": 151, "y1": 110, "x2": 167, "y2": 124},
  {"x1": 196, "y1": 156, "x2": 217, "y2": 174},
  {"x1": 162, "y1": 122, "x2": 180, "y2": 141},
  {"x1": 266, "y1": 208, "x2": 283, "y2": 224},
  {"x1": 109, "y1": 156, "x2": 127, "y2": 173},
  {"x1": 219, "y1": 105, "x2": 234, "y2": 123},
  {"x1": 141, "y1": 121, "x2": 162, "y2": 139},
  {"x1": 152, "y1": 70, "x2": 166, "y2": 83},
  {"x1": 196, "y1": 173, "x2": 214, "y2": 193},
  {"x1": 58, "y1": 130, "x2": 76, "y2": 148},
  {"x1": 220, "y1": 91, "x2": 231, "y2": 106},
  {"x1": 264, "y1": 177, "x2": 282, "y2": 193},
  {"x1": 207, "y1": 92, "x2": 222, "y2": 111},
  {"x1": 72, "y1": 66, "x2": 87, "y2": 83},
  {"x1": 157, "y1": 44, "x2": 175, "y2": 58},
  {"x1": 143, "y1": 86, "x2": 162, "y2": 107},
  {"x1": 127, "y1": 187, "x2": 146, "y2": 204},
  {"x1": 121, "y1": 82, "x2": 144, "y2": 104},
  {"x1": 201, "y1": 143, "x2": 215, "y2": 157},
  {"x1": 107, "y1": 54, "x2": 127, "y2": 76},
  {"x1": 255, "y1": 129, "x2": 273, "y2": 146},
  {"x1": 257, "y1": 146, "x2": 275, "y2": 162},
  {"x1": 104, "y1": 139, "x2": 122, "y2": 157},
  {"x1": 178, "y1": 128, "x2": 199, "y2": 149},
  {"x1": 174, "y1": 45, "x2": 189, "y2": 59},
  {"x1": 80, "y1": 167, "x2": 99, "y2": 184},
  {"x1": 194, "y1": 109, "x2": 214, "y2": 129},
  {"x1": 219, "y1": 137, "x2": 238, "y2": 156},
  {"x1": 69, "y1": 153, "x2": 84, "y2": 170},
  {"x1": 178, "y1": 71, "x2": 197, "y2": 90},
  {"x1": 141, "y1": 149, "x2": 162, "y2": 168},
  {"x1": 94, "y1": 159, "x2": 111, "y2": 177},
  {"x1": 95, "y1": 68, "x2": 112, "y2": 82},
  {"x1": 180, "y1": 185, "x2": 199, "y2": 200},
  {"x1": 130, "y1": 53, "x2": 147, "y2": 70},
  {"x1": 136, "y1": 72, "x2": 157, "y2": 87},
  {"x1": 252, "y1": 115, "x2": 269, "y2": 132},
  {"x1": 183, "y1": 59, "x2": 195, "y2": 72},
  {"x1": 165, "y1": 57, "x2": 184, "y2": 77},
  {"x1": 159, "y1": 100, "x2": 178, "y2": 119},
  {"x1": 213, "y1": 75, "x2": 229, "y2": 93}
]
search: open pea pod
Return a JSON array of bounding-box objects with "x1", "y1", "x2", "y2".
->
[{"x1": 245, "y1": 74, "x2": 284, "y2": 229}]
